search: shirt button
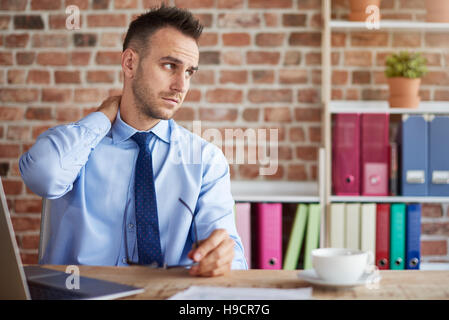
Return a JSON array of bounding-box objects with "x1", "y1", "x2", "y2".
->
[
  {"x1": 122, "y1": 258, "x2": 127, "y2": 264},
  {"x1": 128, "y1": 223, "x2": 134, "y2": 229}
]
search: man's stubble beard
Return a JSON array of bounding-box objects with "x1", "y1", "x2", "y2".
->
[{"x1": 131, "y1": 65, "x2": 180, "y2": 121}]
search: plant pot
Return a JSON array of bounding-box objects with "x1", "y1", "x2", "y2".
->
[
  {"x1": 349, "y1": 0, "x2": 381, "y2": 22},
  {"x1": 426, "y1": 0, "x2": 449, "y2": 23},
  {"x1": 387, "y1": 77, "x2": 421, "y2": 109}
]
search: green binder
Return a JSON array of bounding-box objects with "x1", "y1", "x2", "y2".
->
[
  {"x1": 390, "y1": 203, "x2": 406, "y2": 270},
  {"x1": 283, "y1": 204, "x2": 308, "y2": 270},
  {"x1": 303, "y1": 204, "x2": 321, "y2": 270}
]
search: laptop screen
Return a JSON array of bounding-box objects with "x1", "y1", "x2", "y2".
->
[{"x1": 0, "y1": 177, "x2": 31, "y2": 299}]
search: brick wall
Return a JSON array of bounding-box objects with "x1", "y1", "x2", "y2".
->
[{"x1": 0, "y1": 0, "x2": 448, "y2": 264}]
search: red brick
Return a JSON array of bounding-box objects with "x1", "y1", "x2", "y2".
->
[
  {"x1": 198, "y1": 32, "x2": 218, "y2": 47},
  {"x1": 55, "y1": 107, "x2": 81, "y2": 122},
  {"x1": 7, "y1": 126, "x2": 30, "y2": 141},
  {"x1": 175, "y1": 0, "x2": 214, "y2": 8},
  {"x1": 309, "y1": 126, "x2": 321, "y2": 143},
  {"x1": 199, "y1": 51, "x2": 220, "y2": 65},
  {"x1": 21, "y1": 234, "x2": 40, "y2": 250},
  {"x1": 287, "y1": 164, "x2": 307, "y2": 181},
  {"x1": 32, "y1": 125, "x2": 52, "y2": 139},
  {"x1": 0, "y1": 106, "x2": 24, "y2": 121},
  {"x1": 282, "y1": 14, "x2": 307, "y2": 27},
  {"x1": 392, "y1": 32, "x2": 421, "y2": 47},
  {"x1": 71, "y1": 51, "x2": 91, "y2": 66},
  {"x1": 252, "y1": 70, "x2": 274, "y2": 84},
  {"x1": 184, "y1": 89, "x2": 201, "y2": 102},
  {"x1": 289, "y1": 32, "x2": 321, "y2": 47},
  {"x1": 352, "y1": 70, "x2": 371, "y2": 84},
  {"x1": 298, "y1": 88, "x2": 319, "y2": 103},
  {"x1": 249, "y1": 0, "x2": 292, "y2": 8},
  {"x1": 31, "y1": 0, "x2": 61, "y2": 10},
  {"x1": 284, "y1": 51, "x2": 301, "y2": 65},
  {"x1": 0, "y1": 0, "x2": 27, "y2": 10},
  {"x1": 66, "y1": 0, "x2": 89, "y2": 9},
  {"x1": 222, "y1": 51, "x2": 243, "y2": 65},
  {"x1": 289, "y1": 127, "x2": 305, "y2": 142},
  {"x1": 42, "y1": 88, "x2": 72, "y2": 103},
  {"x1": 54, "y1": 71, "x2": 80, "y2": 84},
  {"x1": 220, "y1": 70, "x2": 248, "y2": 84},
  {"x1": 239, "y1": 164, "x2": 260, "y2": 179},
  {"x1": 345, "y1": 51, "x2": 372, "y2": 66},
  {"x1": 256, "y1": 33, "x2": 285, "y2": 47},
  {"x1": 86, "y1": 70, "x2": 115, "y2": 83},
  {"x1": 14, "y1": 15, "x2": 44, "y2": 29},
  {"x1": 87, "y1": 14, "x2": 128, "y2": 27},
  {"x1": 0, "y1": 89, "x2": 39, "y2": 103},
  {"x1": 11, "y1": 216, "x2": 41, "y2": 232},
  {"x1": 74, "y1": 88, "x2": 108, "y2": 103},
  {"x1": 422, "y1": 222, "x2": 449, "y2": 236},
  {"x1": 16, "y1": 52, "x2": 35, "y2": 65},
  {"x1": 247, "y1": 51, "x2": 281, "y2": 65},
  {"x1": 421, "y1": 240, "x2": 447, "y2": 256},
  {"x1": 264, "y1": 13, "x2": 278, "y2": 27},
  {"x1": 14, "y1": 198, "x2": 42, "y2": 214},
  {"x1": 5, "y1": 33, "x2": 29, "y2": 48},
  {"x1": 27, "y1": 70, "x2": 50, "y2": 84},
  {"x1": 2, "y1": 179, "x2": 22, "y2": 195},
  {"x1": 222, "y1": 33, "x2": 250, "y2": 46},
  {"x1": 0, "y1": 144, "x2": 20, "y2": 158},
  {"x1": 206, "y1": 89, "x2": 243, "y2": 103},
  {"x1": 114, "y1": 0, "x2": 138, "y2": 9},
  {"x1": 173, "y1": 107, "x2": 194, "y2": 121},
  {"x1": 0, "y1": 52, "x2": 13, "y2": 65},
  {"x1": 95, "y1": 51, "x2": 122, "y2": 65},
  {"x1": 248, "y1": 89, "x2": 292, "y2": 103},
  {"x1": 296, "y1": 146, "x2": 318, "y2": 161},
  {"x1": 351, "y1": 32, "x2": 389, "y2": 47},
  {"x1": 264, "y1": 107, "x2": 292, "y2": 122},
  {"x1": 422, "y1": 71, "x2": 449, "y2": 86},
  {"x1": 191, "y1": 70, "x2": 215, "y2": 85},
  {"x1": 294, "y1": 108, "x2": 321, "y2": 122},
  {"x1": 37, "y1": 52, "x2": 69, "y2": 66},
  {"x1": 426, "y1": 34, "x2": 449, "y2": 47},
  {"x1": 218, "y1": 13, "x2": 261, "y2": 28},
  {"x1": 199, "y1": 107, "x2": 238, "y2": 121},
  {"x1": 298, "y1": 0, "x2": 320, "y2": 9},
  {"x1": 26, "y1": 107, "x2": 53, "y2": 120},
  {"x1": 218, "y1": 0, "x2": 244, "y2": 8},
  {"x1": 279, "y1": 69, "x2": 308, "y2": 84},
  {"x1": 0, "y1": 16, "x2": 10, "y2": 29},
  {"x1": 7, "y1": 70, "x2": 26, "y2": 84},
  {"x1": 20, "y1": 253, "x2": 38, "y2": 265},
  {"x1": 242, "y1": 108, "x2": 259, "y2": 122}
]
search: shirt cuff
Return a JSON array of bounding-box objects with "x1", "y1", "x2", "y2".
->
[{"x1": 75, "y1": 111, "x2": 112, "y2": 137}]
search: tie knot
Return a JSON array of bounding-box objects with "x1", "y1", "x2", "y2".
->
[{"x1": 131, "y1": 132, "x2": 152, "y2": 150}]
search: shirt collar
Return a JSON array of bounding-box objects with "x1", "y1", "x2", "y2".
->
[{"x1": 111, "y1": 109, "x2": 171, "y2": 144}]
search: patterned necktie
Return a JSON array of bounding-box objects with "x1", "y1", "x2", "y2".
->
[{"x1": 131, "y1": 132, "x2": 163, "y2": 266}]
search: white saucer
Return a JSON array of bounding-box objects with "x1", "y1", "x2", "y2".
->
[{"x1": 297, "y1": 269, "x2": 381, "y2": 288}]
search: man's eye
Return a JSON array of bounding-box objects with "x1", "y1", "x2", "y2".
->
[
  {"x1": 186, "y1": 70, "x2": 194, "y2": 77},
  {"x1": 163, "y1": 63, "x2": 175, "y2": 70}
]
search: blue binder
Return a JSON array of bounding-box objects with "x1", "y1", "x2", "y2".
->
[
  {"x1": 428, "y1": 115, "x2": 449, "y2": 196},
  {"x1": 406, "y1": 204, "x2": 421, "y2": 270},
  {"x1": 400, "y1": 115, "x2": 428, "y2": 196}
]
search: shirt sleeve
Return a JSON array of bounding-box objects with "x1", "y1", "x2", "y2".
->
[
  {"x1": 194, "y1": 142, "x2": 249, "y2": 270},
  {"x1": 19, "y1": 112, "x2": 111, "y2": 199}
]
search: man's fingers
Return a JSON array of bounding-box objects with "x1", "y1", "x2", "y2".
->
[
  {"x1": 191, "y1": 229, "x2": 228, "y2": 262},
  {"x1": 190, "y1": 237, "x2": 235, "y2": 276}
]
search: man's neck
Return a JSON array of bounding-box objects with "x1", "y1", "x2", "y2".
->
[{"x1": 119, "y1": 92, "x2": 160, "y2": 131}]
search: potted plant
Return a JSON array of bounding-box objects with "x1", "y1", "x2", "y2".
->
[
  {"x1": 385, "y1": 51, "x2": 428, "y2": 109},
  {"x1": 426, "y1": 0, "x2": 449, "y2": 22},
  {"x1": 349, "y1": 0, "x2": 381, "y2": 22}
]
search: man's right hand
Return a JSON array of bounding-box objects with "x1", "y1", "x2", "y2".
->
[{"x1": 97, "y1": 95, "x2": 121, "y2": 124}]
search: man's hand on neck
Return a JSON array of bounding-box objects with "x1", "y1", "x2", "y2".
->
[{"x1": 97, "y1": 95, "x2": 121, "y2": 124}]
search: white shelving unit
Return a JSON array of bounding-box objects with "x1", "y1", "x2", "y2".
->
[{"x1": 321, "y1": 0, "x2": 449, "y2": 247}]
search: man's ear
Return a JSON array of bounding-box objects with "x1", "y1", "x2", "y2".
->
[{"x1": 121, "y1": 48, "x2": 139, "y2": 79}]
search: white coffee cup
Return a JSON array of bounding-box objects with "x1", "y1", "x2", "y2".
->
[{"x1": 311, "y1": 248, "x2": 373, "y2": 284}]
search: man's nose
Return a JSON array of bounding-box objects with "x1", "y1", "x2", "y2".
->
[{"x1": 170, "y1": 72, "x2": 188, "y2": 93}]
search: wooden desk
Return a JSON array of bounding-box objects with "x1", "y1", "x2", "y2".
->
[{"x1": 43, "y1": 265, "x2": 449, "y2": 300}]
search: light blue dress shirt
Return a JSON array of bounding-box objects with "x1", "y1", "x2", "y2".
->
[{"x1": 19, "y1": 110, "x2": 247, "y2": 269}]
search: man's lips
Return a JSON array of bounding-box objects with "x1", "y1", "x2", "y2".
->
[{"x1": 162, "y1": 97, "x2": 179, "y2": 104}]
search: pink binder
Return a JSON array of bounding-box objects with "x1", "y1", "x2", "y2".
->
[
  {"x1": 256, "y1": 203, "x2": 282, "y2": 269},
  {"x1": 235, "y1": 203, "x2": 252, "y2": 268},
  {"x1": 332, "y1": 113, "x2": 361, "y2": 195},
  {"x1": 361, "y1": 113, "x2": 389, "y2": 196}
]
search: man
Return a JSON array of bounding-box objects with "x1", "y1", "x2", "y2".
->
[{"x1": 19, "y1": 6, "x2": 247, "y2": 277}]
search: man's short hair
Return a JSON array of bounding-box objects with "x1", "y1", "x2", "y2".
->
[{"x1": 123, "y1": 5, "x2": 203, "y2": 57}]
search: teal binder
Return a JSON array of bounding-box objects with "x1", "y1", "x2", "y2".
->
[
  {"x1": 390, "y1": 203, "x2": 406, "y2": 270},
  {"x1": 303, "y1": 204, "x2": 321, "y2": 270},
  {"x1": 283, "y1": 204, "x2": 308, "y2": 270}
]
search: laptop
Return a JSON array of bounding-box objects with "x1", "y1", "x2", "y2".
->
[{"x1": 0, "y1": 178, "x2": 144, "y2": 300}]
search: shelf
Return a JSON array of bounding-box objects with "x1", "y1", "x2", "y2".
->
[
  {"x1": 330, "y1": 20, "x2": 449, "y2": 32},
  {"x1": 330, "y1": 195, "x2": 449, "y2": 203},
  {"x1": 231, "y1": 181, "x2": 319, "y2": 203},
  {"x1": 329, "y1": 100, "x2": 449, "y2": 114}
]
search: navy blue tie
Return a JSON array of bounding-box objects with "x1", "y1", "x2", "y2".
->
[{"x1": 131, "y1": 132, "x2": 163, "y2": 266}]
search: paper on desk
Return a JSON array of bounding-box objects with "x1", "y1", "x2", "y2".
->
[{"x1": 167, "y1": 286, "x2": 313, "y2": 300}]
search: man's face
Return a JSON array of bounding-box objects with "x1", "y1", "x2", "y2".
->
[{"x1": 131, "y1": 27, "x2": 199, "y2": 120}]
